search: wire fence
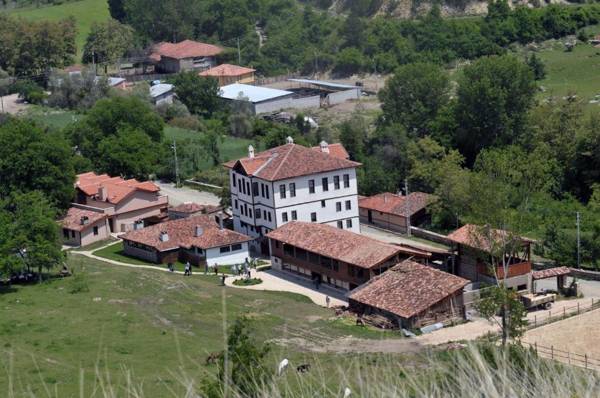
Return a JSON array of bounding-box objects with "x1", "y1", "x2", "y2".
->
[
  {"x1": 523, "y1": 341, "x2": 600, "y2": 371},
  {"x1": 527, "y1": 298, "x2": 600, "y2": 330}
]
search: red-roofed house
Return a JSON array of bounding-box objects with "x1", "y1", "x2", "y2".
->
[
  {"x1": 150, "y1": 40, "x2": 222, "y2": 73},
  {"x1": 447, "y1": 224, "x2": 534, "y2": 291},
  {"x1": 199, "y1": 64, "x2": 255, "y2": 86},
  {"x1": 75, "y1": 172, "x2": 168, "y2": 233},
  {"x1": 359, "y1": 192, "x2": 435, "y2": 233},
  {"x1": 59, "y1": 206, "x2": 109, "y2": 247},
  {"x1": 122, "y1": 214, "x2": 251, "y2": 266},
  {"x1": 224, "y1": 138, "x2": 361, "y2": 253},
  {"x1": 349, "y1": 260, "x2": 469, "y2": 329},
  {"x1": 266, "y1": 221, "x2": 430, "y2": 290}
]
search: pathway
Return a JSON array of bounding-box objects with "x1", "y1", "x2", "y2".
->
[{"x1": 226, "y1": 269, "x2": 348, "y2": 307}]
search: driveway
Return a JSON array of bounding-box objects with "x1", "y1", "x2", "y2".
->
[
  {"x1": 156, "y1": 181, "x2": 220, "y2": 206},
  {"x1": 535, "y1": 276, "x2": 600, "y2": 298}
]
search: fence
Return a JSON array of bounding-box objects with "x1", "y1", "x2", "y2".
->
[
  {"x1": 522, "y1": 341, "x2": 600, "y2": 371},
  {"x1": 255, "y1": 74, "x2": 299, "y2": 86},
  {"x1": 527, "y1": 298, "x2": 600, "y2": 330}
]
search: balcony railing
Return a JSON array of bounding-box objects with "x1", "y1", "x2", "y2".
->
[{"x1": 477, "y1": 261, "x2": 531, "y2": 279}]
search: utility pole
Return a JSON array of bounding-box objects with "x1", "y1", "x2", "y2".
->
[
  {"x1": 237, "y1": 37, "x2": 241, "y2": 65},
  {"x1": 405, "y1": 178, "x2": 411, "y2": 237},
  {"x1": 576, "y1": 211, "x2": 581, "y2": 268},
  {"x1": 172, "y1": 140, "x2": 180, "y2": 188}
]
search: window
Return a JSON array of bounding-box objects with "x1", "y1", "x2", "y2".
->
[
  {"x1": 279, "y1": 184, "x2": 286, "y2": 199},
  {"x1": 261, "y1": 184, "x2": 265, "y2": 197},
  {"x1": 249, "y1": 208, "x2": 253, "y2": 218},
  {"x1": 255, "y1": 209, "x2": 261, "y2": 219},
  {"x1": 289, "y1": 183, "x2": 296, "y2": 197},
  {"x1": 291, "y1": 210, "x2": 297, "y2": 220},
  {"x1": 337, "y1": 221, "x2": 343, "y2": 229},
  {"x1": 295, "y1": 247, "x2": 307, "y2": 260},
  {"x1": 71, "y1": 230, "x2": 76, "y2": 238},
  {"x1": 332, "y1": 259, "x2": 339, "y2": 272},
  {"x1": 282, "y1": 212, "x2": 288, "y2": 222},
  {"x1": 220, "y1": 246, "x2": 231, "y2": 253},
  {"x1": 320, "y1": 256, "x2": 332, "y2": 269},
  {"x1": 321, "y1": 200, "x2": 326, "y2": 208},
  {"x1": 345, "y1": 200, "x2": 351, "y2": 210},
  {"x1": 348, "y1": 265, "x2": 355, "y2": 277},
  {"x1": 246, "y1": 181, "x2": 250, "y2": 195},
  {"x1": 63, "y1": 229, "x2": 69, "y2": 238},
  {"x1": 232, "y1": 244, "x2": 242, "y2": 251},
  {"x1": 322, "y1": 177, "x2": 329, "y2": 191},
  {"x1": 234, "y1": 200, "x2": 238, "y2": 209},
  {"x1": 343, "y1": 174, "x2": 350, "y2": 188},
  {"x1": 346, "y1": 219, "x2": 353, "y2": 229},
  {"x1": 284, "y1": 244, "x2": 294, "y2": 257},
  {"x1": 265, "y1": 185, "x2": 270, "y2": 199},
  {"x1": 252, "y1": 182, "x2": 259, "y2": 196},
  {"x1": 308, "y1": 179, "x2": 315, "y2": 194},
  {"x1": 311, "y1": 212, "x2": 317, "y2": 222},
  {"x1": 267, "y1": 212, "x2": 272, "y2": 222},
  {"x1": 357, "y1": 267, "x2": 364, "y2": 278},
  {"x1": 336, "y1": 202, "x2": 342, "y2": 212},
  {"x1": 334, "y1": 175, "x2": 340, "y2": 190},
  {"x1": 93, "y1": 226, "x2": 99, "y2": 236},
  {"x1": 232, "y1": 175, "x2": 236, "y2": 188},
  {"x1": 241, "y1": 180, "x2": 246, "y2": 195},
  {"x1": 308, "y1": 251, "x2": 320, "y2": 264}
]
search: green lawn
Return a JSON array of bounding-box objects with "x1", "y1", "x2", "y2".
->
[
  {"x1": 10, "y1": 0, "x2": 110, "y2": 60},
  {"x1": 25, "y1": 106, "x2": 82, "y2": 130},
  {"x1": 0, "y1": 256, "x2": 409, "y2": 396}
]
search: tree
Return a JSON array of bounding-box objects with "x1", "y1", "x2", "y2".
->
[
  {"x1": 82, "y1": 19, "x2": 135, "y2": 70},
  {"x1": 204, "y1": 317, "x2": 271, "y2": 398},
  {"x1": 338, "y1": 114, "x2": 369, "y2": 161},
  {"x1": 96, "y1": 127, "x2": 164, "y2": 180},
  {"x1": 0, "y1": 118, "x2": 76, "y2": 209},
  {"x1": 13, "y1": 80, "x2": 46, "y2": 104},
  {"x1": 47, "y1": 69, "x2": 110, "y2": 110},
  {"x1": 171, "y1": 72, "x2": 220, "y2": 117},
  {"x1": 332, "y1": 47, "x2": 364, "y2": 77},
  {"x1": 527, "y1": 52, "x2": 546, "y2": 81},
  {"x1": 477, "y1": 284, "x2": 527, "y2": 345},
  {"x1": 379, "y1": 62, "x2": 450, "y2": 136},
  {"x1": 108, "y1": 0, "x2": 127, "y2": 22},
  {"x1": 0, "y1": 191, "x2": 64, "y2": 282},
  {"x1": 229, "y1": 93, "x2": 253, "y2": 138},
  {"x1": 453, "y1": 55, "x2": 537, "y2": 165},
  {"x1": 201, "y1": 120, "x2": 224, "y2": 166}
]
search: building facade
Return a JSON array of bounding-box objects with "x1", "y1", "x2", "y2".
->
[
  {"x1": 359, "y1": 192, "x2": 434, "y2": 233},
  {"x1": 150, "y1": 40, "x2": 222, "y2": 73},
  {"x1": 60, "y1": 207, "x2": 110, "y2": 247},
  {"x1": 224, "y1": 139, "x2": 361, "y2": 253}
]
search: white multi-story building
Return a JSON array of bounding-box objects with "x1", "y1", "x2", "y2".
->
[{"x1": 224, "y1": 138, "x2": 361, "y2": 254}]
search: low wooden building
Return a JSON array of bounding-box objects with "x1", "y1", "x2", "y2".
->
[
  {"x1": 349, "y1": 260, "x2": 469, "y2": 329},
  {"x1": 121, "y1": 214, "x2": 251, "y2": 267},
  {"x1": 447, "y1": 224, "x2": 534, "y2": 291},
  {"x1": 266, "y1": 221, "x2": 430, "y2": 290},
  {"x1": 359, "y1": 192, "x2": 434, "y2": 233}
]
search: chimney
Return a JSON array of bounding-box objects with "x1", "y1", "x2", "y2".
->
[
  {"x1": 319, "y1": 140, "x2": 329, "y2": 154},
  {"x1": 195, "y1": 225, "x2": 204, "y2": 237},
  {"x1": 98, "y1": 185, "x2": 108, "y2": 201},
  {"x1": 217, "y1": 212, "x2": 224, "y2": 230},
  {"x1": 80, "y1": 216, "x2": 89, "y2": 225},
  {"x1": 286, "y1": 136, "x2": 294, "y2": 144},
  {"x1": 248, "y1": 145, "x2": 255, "y2": 158},
  {"x1": 159, "y1": 231, "x2": 169, "y2": 242}
]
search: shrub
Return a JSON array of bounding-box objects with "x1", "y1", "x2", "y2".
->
[
  {"x1": 68, "y1": 273, "x2": 89, "y2": 294},
  {"x1": 233, "y1": 278, "x2": 263, "y2": 286}
]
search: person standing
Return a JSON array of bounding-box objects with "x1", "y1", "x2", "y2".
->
[{"x1": 325, "y1": 295, "x2": 330, "y2": 308}]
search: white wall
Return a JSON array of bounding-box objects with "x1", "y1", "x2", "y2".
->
[
  {"x1": 327, "y1": 88, "x2": 361, "y2": 105},
  {"x1": 254, "y1": 96, "x2": 294, "y2": 114},
  {"x1": 206, "y1": 242, "x2": 250, "y2": 266}
]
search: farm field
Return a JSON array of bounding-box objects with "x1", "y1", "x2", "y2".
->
[
  {"x1": 0, "y1": 255, "x2": 412, "y2": 397},
  {"x1": 8, "y1": 0, "x2": 110, "y2": 59}
]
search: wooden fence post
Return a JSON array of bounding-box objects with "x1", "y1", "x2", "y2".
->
[
  {"x1": 585, "y1": 354, "x2": 588, "y2": 369},
  {"x1": 563, "y1": 306, "x2": 566, "y2": 318},
  {"x1": 578, "y1": 302, "x2": 580, "y2": 314},
  {"x1": 534, "y1": 315, "x2": 537, "y2": 328},
  {"x1": 551, "y1": 345, "x2": 554, "y2": 360}
]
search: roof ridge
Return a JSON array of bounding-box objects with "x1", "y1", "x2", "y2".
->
[{"x1": 266, "y1": 144, "x2": 295, "y2": 180}]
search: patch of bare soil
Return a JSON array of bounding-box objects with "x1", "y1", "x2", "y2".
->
[
  {"x1": 270, "y1": 336, "x2": 421, "y2": 354},
  {"x1": 1, "y1": 93, "x2": 29, "y2": 115}
]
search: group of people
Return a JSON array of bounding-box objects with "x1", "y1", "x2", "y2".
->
[{"x1": 166, "y1": 258, "x2": 253, "y2": 278}]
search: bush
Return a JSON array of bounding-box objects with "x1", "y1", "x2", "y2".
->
[
  {"x1": 13, "y1": 80, "x2": 46, "y2": 104},
  {"x1": 169, "y1": 116, "x2": 203, "y2": 131},
  {"x1": 333, "y1": 47, "x2": 365, "y2": 77},
  {"x1": 233, "y1": 278, "x2": 262, "y2": 286},
  {"x1": 68, "y1": 273, "x2": 89, "y2": 294}
]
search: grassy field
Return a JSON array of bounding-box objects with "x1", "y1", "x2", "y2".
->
[
  {"x1": 9, "y1": 0, "x2": 110, "y2": 59},
  {"x1": 0, "y1": 255, "x2": 404, "y2": 396}
]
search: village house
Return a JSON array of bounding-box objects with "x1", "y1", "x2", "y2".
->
[
  {"x1": 121, "y1": 214, "x2": 251, "y2": 267},
  {"x1": 200, "y1": 64, "x2": 256, "y2": 86},
  {"x1": 150, "y1": 40, "x2": 222, "y2": 73},
  {"x1": 150, "y1": 83, "x2": 175, "y2": 106},
  {"x1": 447, "y1": 224, "x2": 534, "y2": 291},
  {"x1": 266, "y1": 221, "x2": 430, "y2": 290},
  {"x1": 168, "y1": 202, "x2": 222, "y2": 220},
  {"x1": 348, "y1": 259, "x2": 469, "y2": 329},
  {"x1": 359, "y1": 192, "x2": 435, "y2": 233},
  {"x1": 224, "y1": 138, "x2": 361, "y2": 254},
  {"x1": 74, "y1": 172, "x2": 168, "y2": 233},
  {"x1": 59, "y1": 207, "x2": 110, "y2": 247}
]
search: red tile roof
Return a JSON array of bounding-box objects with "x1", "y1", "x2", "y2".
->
[
  {"x1": 199, "y1": 64, "x2": 255, "y2": 77},
  {"x1": 223, "y1": 143, "x2": 360, "y2": 181},
  {"x1": 122, "y1": 215, "x2": 251, "y2": 252},
  {"x1": 76, "y1": 172, "x2": 160, "y2": 205},
  {"x1": 59, "y1": 207, "x2": 107, "y2": 232},
  {"x1": 170, "y1": 202, "x2": 220, "y2": 214},
  {"x1": 349, "y1": 260, "x2": 469, "y2": 319},
  {"x1": 311, "y1": 143, "x2": 350, "y2": 160},
  {"x1": 151, "y1": 40, "x2": 222, "y2": 60},
  {"x1": 359, "y1": 192, "x2": 434, "y2": 218},
  {"x1": 266, "y1": 221, "x2": 404, "y2": 269},
  {"x1": 447, "y1": 224, "x2": 534, "y2": 253},
  {"x1": 532, "y1": 266, "x2": 571, "y2": 280}
]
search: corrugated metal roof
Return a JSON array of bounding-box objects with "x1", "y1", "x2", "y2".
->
[
  {"x1": 150, "y1": 83, "x2": 174, "y2": 98},
  {"x1": 287, "y1": 78, "x2": 359, "y2": 90},
  {"x1": 219, "y1": 83, "x2": 292, "y2": 103}
]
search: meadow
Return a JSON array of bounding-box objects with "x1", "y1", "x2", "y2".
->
[
  {"x1": 9, "y1": 0, "x2": 110, "y2": 59},
  {"x1": 0, "y1": 255, "x2": 403, "y2": 397}
]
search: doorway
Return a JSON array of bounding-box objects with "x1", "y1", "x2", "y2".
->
[{"x1": 368, "y1": 210, "x2": 373, "y2": 223}]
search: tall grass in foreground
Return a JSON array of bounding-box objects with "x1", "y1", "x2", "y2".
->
[{"x1": 4, "y1": 343, "x2": 600, "y2": 398}]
